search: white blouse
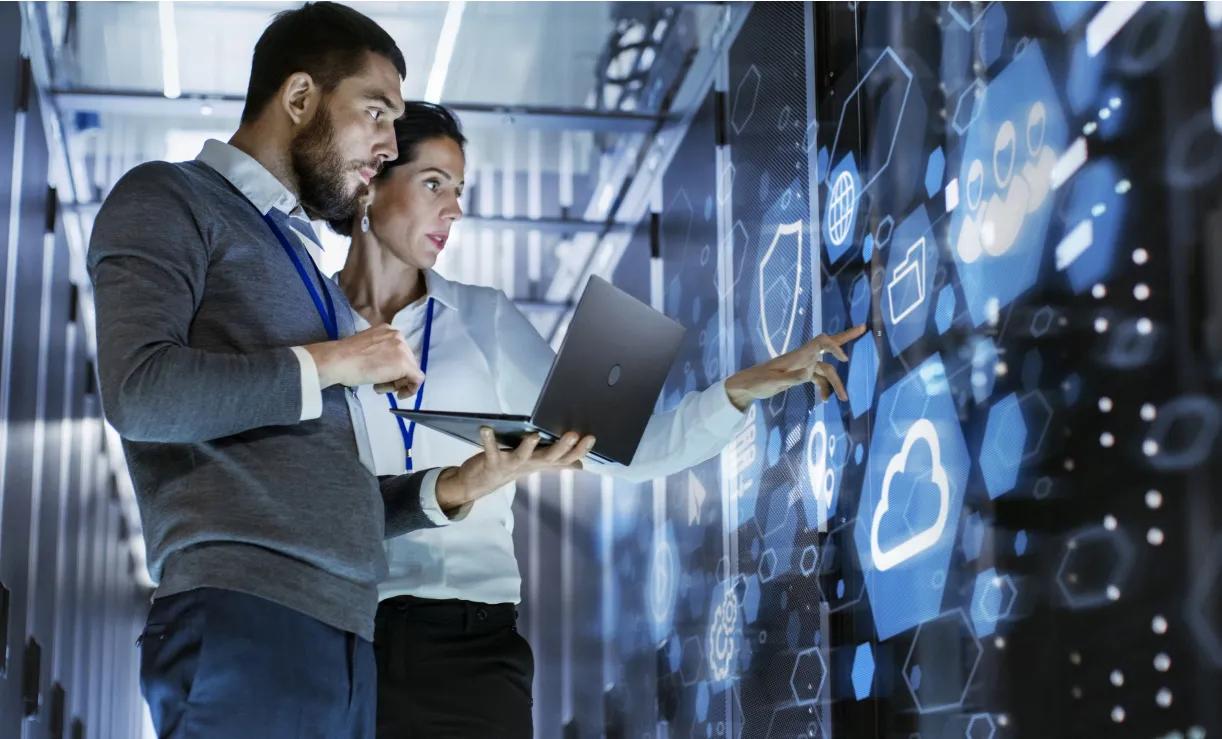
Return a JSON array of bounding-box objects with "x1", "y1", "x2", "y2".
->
[{"x1": 354, "y1": 269, "x2": 748, "y2": 605}]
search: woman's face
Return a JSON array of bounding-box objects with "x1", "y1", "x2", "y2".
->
[{"x1": 368, "y1": 135, "x2": 465, "y2": 271}]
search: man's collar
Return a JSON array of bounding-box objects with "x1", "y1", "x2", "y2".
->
[{"x1": 196, "y1": 139, "x2": 305, "y2": 219}]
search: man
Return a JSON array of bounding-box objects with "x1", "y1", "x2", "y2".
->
[{"x1": 88, "y1": 4, "x2": 592, "y2": 736}]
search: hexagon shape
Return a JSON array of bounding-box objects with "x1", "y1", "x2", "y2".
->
[
  {"x1": 882, "y1": 205, "x2": 937, "y2": 357},
  {"x1": 967, "y1": 713, "x2": 997, "y2": 739},
  {"x1": 1018, "y1": 391, "x2": 1054, "y2": 462},
  {"x1": 805, "y1": 395, "x2": 850, "y2": 528},
  {"x1": 800, "y1": 545, "x2": 819, "y2": 576},
  {"x1": 901, "y1": 609, "x2": 983, "y2": 712},
  {"x1": 981, "y1": 393, "x2": 1027, "y2": 498},
  {"x1": 731, "y1": 65, "x2": 761, "y2": 134},
  {"x1": 979, "y1": 5, "x2": 1008, "y2": 69},
  {"x1": 823, "y1": 153, "x2": 863, "y2": 263},
  {"x1": 969, "y1": 568, "x2": 1017, "y2": 637},
  {"x1": 827, "y1": 48, "x2": 914, "y2": 198},
  {"x1": 936, "y1": 286, "x2": 956, "y2": 334},
  {"x1": 852, "y1": 644, "x2": 875, "y2": 700},
  {"x1": 1056, "y1": 525, "x2": 1136, "y2": 608},
  {"x1": 790, "y1": 647, "x2": 827, "y2": 705},
  {"x1": 857, "y1": 355, "x2": 971, "y2": 639},
  {"x1": 952, "y1": 80, "x2": 986, "y2": 135},
  {"x1": 680, "y1": 635, "x2": 705, "y2": 685},
  {"x1": 847, "y1": 334, "x2": 879, "y2": 419},
  {"x1": 925, "y1": 147, "x2": 946, "y2": 198},
  {"x1": 947, "y1": 43, "x2": 1069, "y2": 327}
]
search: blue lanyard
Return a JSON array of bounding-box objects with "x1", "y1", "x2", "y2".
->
[
  {"x1": 262, "y1": 213, "x2": 339, "y2": 341},
  {"x1": 386, "y1": 297, "x2": 436, "y2": 470}
]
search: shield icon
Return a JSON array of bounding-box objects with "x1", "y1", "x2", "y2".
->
[{"x1": 757, "y1": 220, "x2": 804, "y2": 358}]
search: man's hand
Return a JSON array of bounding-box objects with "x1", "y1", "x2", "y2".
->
[
  {"x1": 303, "y1": 324, "x2": 425, "y2": 398},
  {"x1": 435, "y1": 428, "x2": 597, "y2": 512},
  {"x1": 724, "y1": 325, "x2": 868, "y2": 410}
]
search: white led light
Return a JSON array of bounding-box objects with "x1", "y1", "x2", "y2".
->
[{"x1": 1156, "y1": 688, "x2": 1173, "y2": 708}]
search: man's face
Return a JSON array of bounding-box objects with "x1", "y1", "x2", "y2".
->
[{"x1": 291, "y1": 51, "x2": 403, "y2": 221}]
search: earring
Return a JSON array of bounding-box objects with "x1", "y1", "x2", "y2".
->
[{"x1": 360, "y1": 203, "x2": 371, "y2": 234}]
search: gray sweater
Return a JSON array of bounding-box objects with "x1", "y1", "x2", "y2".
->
[{"x1": 88, "y1": 159, "x2": 438, "y2": 640}]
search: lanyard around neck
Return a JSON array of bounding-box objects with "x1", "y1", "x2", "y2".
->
[
  {"x1": 262, "y1": 213, "x2": 339, "y2": 341},
  {"x1": 386, "y1": 297, "x2": 436, "y2": 471}
]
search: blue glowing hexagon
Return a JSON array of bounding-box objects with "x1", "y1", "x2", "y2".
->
[
  {"x1": 951, "y1": 80, "x2": 986, "y2": 136},
  {"x1": 823, "y1": 153, "x2": 863, "y2": 263},
  {"x1": 695, "y1": 681, "x2": 710, "y2": 721},
  {"x1": 862, "y1": 233, "x2": 875, "y2": 262},
  {"x1": 855, "y1": 354, "x2": 971, "y2": 639},
  {"x1": 847, "y1": 333, "x2": 879, "y2": 419},
  {"x1": 948, "y1": 42, "x2": 1069, "y2": 327},
  {"x1": 925, "y1": 147, "x2": 946, "y2": 198},
  {"x1": 1059, "y1": 159, "x2": 1128, "y2": 294},
  {"x1": 935, "y1": 286, "x2": 956, "y2": 335},
  {"x1": 881, "y1": 205, "x2": 937, "y2": 357},
  {"x1": 969, "y1": 568, "x2": 1016, "y2": 637},
  {"x1": 804, "y1": 395, "x2": 850, "y2": 528},
  {"x1": 850, "y1": 274, "x2": 871, "y2": 326},
  {"x1": 981, "y1": 393, "x2": 1027, "y2": 499},
  {"x1": 852, "y1": 644, "x2": 875, "y2": 700},
  {"x1": 967, "y1": 713, "x2": 997, "y2": 739},
  {"x1": 979, "y1": 5, "x2": 1007, "y2": 69}
]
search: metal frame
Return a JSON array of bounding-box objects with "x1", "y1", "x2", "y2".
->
[{"x1": 52, "y1": 89, "x2": 660, "y2": 133}]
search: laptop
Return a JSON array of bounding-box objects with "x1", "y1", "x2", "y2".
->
[{"x1": 391, "y1": 276, "x2": 686, "y2": 466}]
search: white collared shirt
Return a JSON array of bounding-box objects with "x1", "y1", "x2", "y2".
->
[
  {"x1": 357, "y1": 270, "x2": 749, "y2": 605},
  {"x1": 195, "y1": 138, "x2": 451, "y2": 525}
]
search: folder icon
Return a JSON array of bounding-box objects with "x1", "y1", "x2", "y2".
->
[{"x1": 888, "y1": 237, "x2": 926, "y2": 325}]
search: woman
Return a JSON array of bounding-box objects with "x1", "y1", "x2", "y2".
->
[{"x1": 329, "y1": 102, "x2": 864, "y2": 738}]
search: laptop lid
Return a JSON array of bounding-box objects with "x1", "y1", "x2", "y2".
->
[{"x1": 530, "y1": 275, "x2": 685, "y2": 465}]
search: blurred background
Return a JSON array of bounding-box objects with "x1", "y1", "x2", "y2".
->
[{"x1": 1, "y1": 2, "x2": 1221, "y2": 738}]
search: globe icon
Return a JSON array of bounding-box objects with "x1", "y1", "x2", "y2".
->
[{"x1": 827, "y1": 169, "x2": 857, "y2": 246}]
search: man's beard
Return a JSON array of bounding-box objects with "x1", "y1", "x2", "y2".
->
[{"x1": 290, "y1": 105, "x2": 367, "y2": 222}]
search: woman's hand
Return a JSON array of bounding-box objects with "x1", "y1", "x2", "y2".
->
[
  {"x1": 723, "y1": 325, "x2": 868, "y2": 411},
  {"x1": 435, "y1": 428, "x2": 597, "y2": 512}
]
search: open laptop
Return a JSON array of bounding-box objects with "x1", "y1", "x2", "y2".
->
[{"x1": 390, "y1": 275, "x2": 686, "y2": 466}]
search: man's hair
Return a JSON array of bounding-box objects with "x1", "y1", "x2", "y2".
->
[
  {"x1": 241, "y1": 2, "x2": 406, "y2": 124},
  {"x1": 328, "y1": 102, "x2": 467, "y2": 236}
]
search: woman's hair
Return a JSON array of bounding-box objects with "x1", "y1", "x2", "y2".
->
[{"x1": 328, "y1": 101, "x2": 467, "y2": 236}]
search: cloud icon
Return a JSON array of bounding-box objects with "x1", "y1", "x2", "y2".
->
[{"x1": 870, "y1": 419, "x2": 951, "y2": 571}]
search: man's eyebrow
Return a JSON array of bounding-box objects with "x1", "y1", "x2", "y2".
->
[{"x1": 363, "y1": 90, "x2": 403, "y2": 115}]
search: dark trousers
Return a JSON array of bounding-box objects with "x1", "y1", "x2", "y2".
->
[
  {"x1": 138, "y1": 587, "x2": 376, "y2": 738},
  {"x1": 374, "y1": 596, "x2": 533, "y2": 739}
]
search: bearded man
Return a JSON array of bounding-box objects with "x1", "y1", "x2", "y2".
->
[{"x1": 87, "y1": 4, "x2": 583, "y2": 736}]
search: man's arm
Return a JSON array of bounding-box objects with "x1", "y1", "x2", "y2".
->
[{"x1": 88, "y1": 162, "x2": 308, "y2": 443}]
